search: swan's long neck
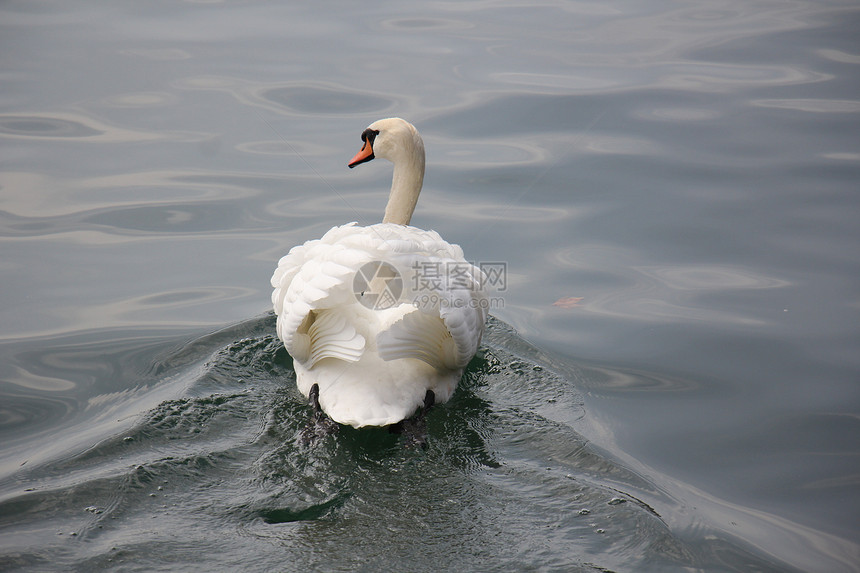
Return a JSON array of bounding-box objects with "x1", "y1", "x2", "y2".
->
[{"x1": 382, "y1": 136, "x2": 425, "y2": 226}]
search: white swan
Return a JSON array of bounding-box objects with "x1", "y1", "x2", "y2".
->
[{"x1": 271, "y1": 118, "x2": 488, "y2": 428}]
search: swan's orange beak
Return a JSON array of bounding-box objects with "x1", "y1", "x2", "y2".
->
[{"x1": 348, "y1": 140, "x2": 374, "y2": 168}]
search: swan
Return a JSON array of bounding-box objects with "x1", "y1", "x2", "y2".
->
[{"x1": 271, "y1": 118, "x2": 488, "y2": 431}]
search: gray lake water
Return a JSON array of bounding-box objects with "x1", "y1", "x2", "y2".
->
[{"x1": 1, "y1": 1, "x2": 859, "y2": 571}]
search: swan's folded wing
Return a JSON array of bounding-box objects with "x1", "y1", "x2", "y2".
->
[
  {"x1": 270, "y1": 223, "x2": 362, "y2": 314},
  {"x1": 377, "y1": 310, "x2": 458, "y2": 370},
  {"x1": 439, "y1": 288, "x2": 487, "y2": 367},
  {"x1": 301, "y1": 310, "x2": 365, "y2": 367},
  {"x1": 271, "y1": 231, "x2": 369, "y2": 362},
  {"x1": 378, "y1": 267, "x2": 488, "y2": 370}
]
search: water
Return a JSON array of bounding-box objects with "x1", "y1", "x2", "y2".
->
[{"x1": 1, "y1": 0, "x2": 858, "y2": 571}]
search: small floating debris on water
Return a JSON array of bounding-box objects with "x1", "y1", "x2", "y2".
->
[{"x1": 552, "y1": 296, "x2": 584, "y2": 309}]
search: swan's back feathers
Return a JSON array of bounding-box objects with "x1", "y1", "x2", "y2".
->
[
  {"x1": 271, "y1": 222, "x2": 488, "y2": 426},
  {"x1": 271, "y1": 222, "x2": 486, "y2": 358}
]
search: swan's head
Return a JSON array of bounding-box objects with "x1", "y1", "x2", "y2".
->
[{"x1": 348, "y1": 118, "x2": 424, "y2": 169}]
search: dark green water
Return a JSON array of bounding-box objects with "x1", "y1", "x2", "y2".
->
[{"x1": 0, "y1": 316, "x2": 796, "y2": 572}]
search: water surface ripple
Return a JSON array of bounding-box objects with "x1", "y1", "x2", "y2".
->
[{"x1": 0, "y1": 316, "x2": 813, "y2": 572}]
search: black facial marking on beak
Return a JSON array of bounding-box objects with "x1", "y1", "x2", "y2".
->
[
  {"x1": 361, "y1": 128, "x2": 379, "y2": 146},
  {"x1": 349, "y1": 128, "x2": 380, "y2": 168}
]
